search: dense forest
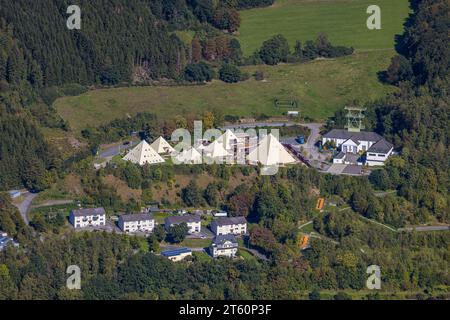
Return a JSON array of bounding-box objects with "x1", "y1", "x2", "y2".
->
[{"x1": 0, "y1": 0, "x2": 275, "y2": 87}]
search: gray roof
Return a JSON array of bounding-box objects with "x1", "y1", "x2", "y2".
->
[
  {"x1": 323, "y1": 129, "x2": 382, "y2": 143},
  {"x1": 367, "y1": 139, "x2": 393, "y2": 154},
  {"x1": 335, "y1": 152, "x2": 346, "y2": 159},
  {"x1": 343, "y1": 165, "x2": 363, "y2": 175},
  {"x1": 119, "y1": 213, "x2": 153, "y2": 222},
  {"x1": 212, "y1": 234, "x2": 238, "y2": 247},
  {"x1": 165, "y1": 215, "x2": 201, "y2": 225},
  {"x1": 71, "y1": 207, "x2": 106, "y2": 217},
  {"x1": 212, "y1": 216, "x2": 247, "y2": 227}
]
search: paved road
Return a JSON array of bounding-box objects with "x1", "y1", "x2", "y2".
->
[
  {"x1": 220, "y1": 122, "x2": 297, "y2": 130},
  {"x1": 99, "y1": 141, "x2": 138, "y2": 158},
  {"x1": 14, "y1": 192, "x2": 38, "y2": 225},
  {"x1": 399, "y1": 226, "x2": 450, "y2": 232},
  {"x1": 160, "y1": 244, "x2": 206, "y2": 253}
]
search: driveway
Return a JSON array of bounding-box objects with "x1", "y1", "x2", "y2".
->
[
  {"x1": 302, "y1": 123, "x2": 327, "y2": 163},
  {"x1": 14, "y1": 192, "x2": 38, "y2": 225}
]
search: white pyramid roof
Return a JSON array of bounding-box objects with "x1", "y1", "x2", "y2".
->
[
  {"x1": 175, "y1": 147, "x2": 202, "y2": 164},
  {"x1": 248, "y1": 134, "x2": 296, "y2": 166},
  {"x1": 123, "y1": 140, "x2": 165, "y2": 166},
  {"x1": 216, "y1": 130, "x2": 240, "y2": 151},
  {"x1": 150, "y1": 137, "x2": 175, "y2": 154},
  {"x1": 194, "y1": 140, "x2": 207, "y2": 151},
  {"x1": 204, "y1": 140, "x2": 230, "y2": 158}
]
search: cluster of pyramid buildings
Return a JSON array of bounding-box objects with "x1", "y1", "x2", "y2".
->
[
  {"x1": 123, "y1": 137, "x2": 174, "y2": 166},
  {"x1": 123, "y1": 130, "x2": 297, "y2": 167}
]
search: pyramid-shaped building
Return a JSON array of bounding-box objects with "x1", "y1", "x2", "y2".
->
[
  {"x1": 150, "y1": 137, "x2": 175, "y2": 154},
  {"x1": 123, "y1": 140, "x2": 165, "y2": 166},
  {"x1": 248, "y1": 134, "x2": 296, "y2": 166}
]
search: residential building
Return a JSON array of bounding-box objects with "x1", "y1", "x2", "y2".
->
[
  {"x1": 210, "y1": 234, "x2": 238, "y2": 258},
  {"x1": 165, "y1": 215, "x2": 201, "y2": 234},
  {"x1": 0, "y1": 232, "x2": 19, "y2": 251},
  {"x1": 365, "y1": 139, "x2": 395, "y2": 166},
  {"x1": 118, "y1": 213, "x2": 155, "y2": 233},
  {"x1": 322, "y1": 129, "x2": 393, "y2": 166},
  {"x1": 210, "y1": 216, "x2": 247, "y2": 236},
  {"x1": 69, "y1": 207, "x2": 106, "y2": 229},
  {"x1": 161, "y1": 248, "x2": 192, "y2": 262}
]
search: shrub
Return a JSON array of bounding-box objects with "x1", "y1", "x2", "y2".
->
[
  {"x1": 184, "y1": 62, "x2": 215, "y2": 82},
  {"x1": 219, "y1": 64, "x2": 242, "y2": 83}
]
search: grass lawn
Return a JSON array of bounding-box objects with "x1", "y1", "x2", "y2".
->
[
  {"x1": 56, "y1": 50, "x2": 396, "y2": 133},
  {"x1": 192, "y1": 251, "x2": 212, "y2": 262},
  {"x1": 153, "y1": 212, "x2": 174, "y2": 224},
  {"x1": 239, "y1": 0, "x2": 411, "y2": 55}
]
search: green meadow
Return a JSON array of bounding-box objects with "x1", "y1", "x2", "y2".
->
[
  {"x1": 55, "y1": 50, "x2": 396, "y2": 133},
  {"x1": 238, "y1": 0, "x2": 410, "y2": 55}
]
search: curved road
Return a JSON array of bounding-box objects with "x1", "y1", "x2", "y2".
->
[{"x1": 15, "y1": 192, "x2": 38, "y2": 225}]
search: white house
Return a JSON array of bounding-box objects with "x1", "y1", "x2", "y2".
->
[
  {"x1": 322, "y1": 129, "x2": 393, "y2": 166},
  {"x1": 210, "y1": 216, "x2": 247, "y2": 236},
  {"x1": 210, "y1": 234, "x2": 238, "y2": 258},
  {"x1": 69, "y1": 208, "x2": 106, "y2": 229},
  {"x1": 161, "y1": 248, "x2": 192, "y2": 262},
  {"x1": 118, "y1": 213, "x2": 155, "y2": 233},
  {"x1": 164, "y1": 215, "x2": 201, "y2": 234},
  {"x1": 123, "y1": 140, "x2": 165, "y2": 166},
  {"x1": 365, "y1": 139, "x2": 395, "y2": 166}
]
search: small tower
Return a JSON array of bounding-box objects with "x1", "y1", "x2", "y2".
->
[{"x1": 345, "y1": 106, "x2": 366, "y2": 132}]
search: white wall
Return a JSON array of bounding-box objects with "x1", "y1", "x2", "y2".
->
[
  {"x1": 121, "y1": 220, "x2": 155, "y2": 233},
  {"x1": 213, "y1": 223, "x2": 247, "y2": 236},
  {"x1": 71, "y1": 215, "x2": 106, "y2": 229},
  {"x1": 212, "y1": 247, "x2": 237, "y2": 258}
]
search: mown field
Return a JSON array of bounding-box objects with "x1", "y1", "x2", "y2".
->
[
  {"x1": 239, "y1": 0, "x2": 411, "y2": 55},
  {"x1": 56, "y1": 50, "x2": 396, "y2": 133}
]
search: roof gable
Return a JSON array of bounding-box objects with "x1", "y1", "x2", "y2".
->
[{"x1": 367, "y1": 139, "x2": 393, "y2": 153}]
